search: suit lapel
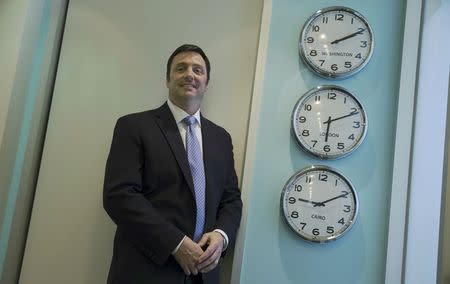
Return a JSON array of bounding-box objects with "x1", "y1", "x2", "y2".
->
[
  {"x1": 154, "y1": 103, "x2": 195, "y2": 194},
  {"x1": 201, "y1": 115, "x2": 216, "y2": 229},
  {"x1": 201, "y1": 115, "x2": 214, "y2": 190}
]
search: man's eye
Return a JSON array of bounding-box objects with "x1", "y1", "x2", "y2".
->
[
  {"x1": 194, "y1": 68, "x2": 204, "y2": 74},
  {"x1": 176, "y1": 67, "x2": 185, "y2": 72}
]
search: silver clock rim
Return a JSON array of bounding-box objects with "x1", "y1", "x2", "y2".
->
[
  {"x1": 291, "y1": 85, "x2": 368, "y2": 160},
  {"x1": 280, "y1": 165, "x2": 359, "y2": 243},
  {"x1": 299, "y1": 6, "x2": 375, "y2": 79}
]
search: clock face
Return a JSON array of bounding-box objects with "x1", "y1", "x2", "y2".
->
[
  {"x1": 292, "y1": 85, "x2": 367, "y2": 159},
  {"x1": 299, "y1": 6, "x2": 374, "y2": 79},
  {"x1": 281, "y1": 166, "x2": 358, "y2": 243}
]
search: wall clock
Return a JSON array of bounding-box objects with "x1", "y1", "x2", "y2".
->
[
  {"x1": 291, "y1": 85, "x2": 368, "y2": 159},
  {"x1": 299, "y1": 6, "x2": 374, "y2": 79},
  {"x1": 280, "y1": 165, "x2": 358, "y2": 243}
]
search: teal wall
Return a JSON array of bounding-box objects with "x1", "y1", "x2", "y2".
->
[{"x1": 239, "y1": 0, "x2": 405, "y2": 283}]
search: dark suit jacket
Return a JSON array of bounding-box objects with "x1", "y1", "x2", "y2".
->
[{"x1": 103, "y1": 103, "x2": 242, "y2": 284}]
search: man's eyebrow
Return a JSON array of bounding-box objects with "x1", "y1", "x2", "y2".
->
[{"x1": 173, "y1": 62, "x2": 205, "y2": 70}]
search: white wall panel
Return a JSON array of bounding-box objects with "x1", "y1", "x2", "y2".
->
[{"x1": 19, "y1": 1, "x2": 262, "y2": 283}]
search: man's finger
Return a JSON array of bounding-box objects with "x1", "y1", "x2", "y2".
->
[
  {"x1": 197, "y1": 234, "x2": 209, "y2": 248},
  {"x1": 198, "y1": 242, "x2": 215, "y2": 262},
  {"x1": 198, "y1": 247, "x2": 221, "y2": 270},
  {"x1": 182, "y1": 266, "x2": 190, "y2": 275},
  {"x1": 200, "y1": 257, "x2": 219, "y2": 273},
  {"x1": 190, "y1": 267, "x2": 198, "y2": 275}
]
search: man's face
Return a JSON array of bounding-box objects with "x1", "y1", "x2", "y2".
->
[{"x1": 166, "y1": 52, "x2": 208, "y2": 107}]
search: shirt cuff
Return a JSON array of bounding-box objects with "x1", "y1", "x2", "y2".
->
[
  {"x1": 213, "y1": 229, "x2": 229, "y2": 251},
  {"x1": 171, "y1": 235, "x2": 186, "y2": 255}
]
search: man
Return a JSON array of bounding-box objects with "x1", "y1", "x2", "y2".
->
[{"x1": 103, "y1": 44, "x2": 243, "y2": 284}]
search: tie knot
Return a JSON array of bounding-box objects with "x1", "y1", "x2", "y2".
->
[{"x1": 183, "y1": 116, "x2": 197, "y2": 127}]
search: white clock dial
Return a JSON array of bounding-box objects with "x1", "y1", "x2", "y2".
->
[
  {"x1": 281, "y1": 166, "x2": 358, "y2": 243},
  {"x1": 299, "y1": 6, "x2": 374, "y2": 79},
  {"x1": 292, "y1": 85, "x2": 367, "y2": 159}
]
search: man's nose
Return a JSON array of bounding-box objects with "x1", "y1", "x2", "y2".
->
[{"x1": 184, "y1": 67, "x2": 194, "y2": 80}]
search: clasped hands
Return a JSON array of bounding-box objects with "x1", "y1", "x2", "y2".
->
[{"x1": 173, "y1": 231, "x2": 224, "y2": 276}]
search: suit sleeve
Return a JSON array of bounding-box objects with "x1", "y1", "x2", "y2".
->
[
  {"x1": 214, "y1": 132, "x2": 243, "y2": 248},
  {"x1": 103, "y1": 116, "x2": 184, "y2": 265}
]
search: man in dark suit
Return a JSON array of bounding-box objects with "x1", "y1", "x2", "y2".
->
[{"x1": 103, "y1": 44, "x2": 243, "y2": 284}]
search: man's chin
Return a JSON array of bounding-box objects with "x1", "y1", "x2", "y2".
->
[
  {"x1": 182, "y1": 91, "x2": 203, "y2": 99},
  {"x1": 170, "y1": 91, "x2": 204, "y2": 104}
]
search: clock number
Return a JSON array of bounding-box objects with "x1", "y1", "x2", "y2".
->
[
  {"x1": 314, "y1": 95, "x2": 320, "y2": 102},
  {"x1": 335, "y1": 179, "x2": 338, "y2": 186},
  {"x1": 355, "y1": 53, "x2": 362, "y2": 59},
  {"x1": 298, "y1": 116, "x2": 306, "y2": 123},
  {"x1": 360, "y1": 41, "x2": 368, "y2": 48},
  {"x1": 294, "y1": 184, "x2": 302, "y2": 192},
  {"x1": 323, "y1": 145, "x2": 331, "y2": 152},
  {"x1": 312, "y1": 228, "x2": 320, "y2": 236},
  {"x1": 343, "y1": 205, "x2": 351, "y2": 212},
  {"x1": 302, "y1": 130, "x2": 310, "y2": 136},
  {"x1": 344, "y1": 97, "x2": 347, "y2": 104},
  {"x1": 338, "y1": 218, "x2": 345, "y2": 225},
  {"x1": 288, "y1": 197, "x2": 296, "y2": 204},
  {"x1": 322, "y1": 16, "x2": 328, "y2": 24},
  {"x1": 300, "y1": 222, "x2": 307, "y2": 230},
  {"x1": 291, "y1": 211, "x2": 299, "y2": 218},
  {"x1": 350, "y1": 107, "x2": 358, "y2": 114},
  {"x1": 326, "y1": 226, "x2": 335, "y2": 234},
  {"x1": 353, "y1": 121, "x2": 360, "y2": 128},
  {"x1": 337, "y1": 142, "x2": 345, "y2": 150},
  {"x1": 310, "y1": 50, "x2": 317, "y2": 56},
  {"x1": 331, "y1": 64, "x2": 338, "y2": 71},
  {"x1": 348, "y1": 134, "x2": 355, "y2": 140},
  {"x1": 312, "y1": 25, "x2": 320, "y2": 32},
  {"x1": 318, "y1": 173, "x2": 328, "y2": 182},
  {"x1": 351, "y1": 17, "x2": 354, "y2": 24},
  {"x1": 319, "y1": 60, "x2": 325, "y2": 66},
  {"x1": 311, "y1": 140, "x2": 318, "y2": 147},
  {"x1": 306, "y1": 37, "x2": 314, "y2": 43},
  {"x1": 335, "y1": 13, "x2": 344, "y2": 21},
  {"x1": 341, "y1": 191, "x2": 349, "y2": 198},
  {"x1": 327, "y1": 92, "x2": 336, "y2": 100},
  {"x1": 304, "y1": 104, "x2": 312, "y2": 111},
  {"x1": 344, "y1": 61, "x2": 352, "y2": 68},
  {"x1": 306, "y1": 175, "x2": 312, "y2": 184}
]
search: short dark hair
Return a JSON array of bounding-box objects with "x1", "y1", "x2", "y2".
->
[{"x1": 166, "y1": 44, "x2": 211, "y2": 83}]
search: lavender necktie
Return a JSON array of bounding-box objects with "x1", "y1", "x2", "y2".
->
[{"x1": 183, "y1": 116, "x2": 205, "y2": 241}]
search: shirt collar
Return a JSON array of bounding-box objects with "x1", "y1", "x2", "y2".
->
[{"x1": 167, "y1": 99, "x2": 201, "y2": 126}]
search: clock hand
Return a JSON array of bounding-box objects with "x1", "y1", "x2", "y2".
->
[
  {"x1": 330, "y1": 28, "x2": 365, "y2": 44},
  {"x1": 324, "y1": 116, "x2": 332, "y2": 142},
  {"x1": 313, "y1": 191, "x2": 349, "y2": 207},
  {"x1": 298, "y1": 198, "x2": 323, "y2": 206},
  {"x1": 328, "y1": 110, "x2": 359, "y2": 123}
]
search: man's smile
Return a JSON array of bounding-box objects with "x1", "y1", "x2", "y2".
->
[{"x1": 181, "y1": 83, "x2": 197, "y2": 89}]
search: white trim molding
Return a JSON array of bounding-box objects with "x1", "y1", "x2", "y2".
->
[
  {"x1": 384, "y1": 0, "x2": 423, "y2": 283},
  {"x1": 230, "y1": 0, "x2": 272, "y2": 283},
  {"x1": 404, "y1": 0, "x2": 450, "y2": 283}
]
